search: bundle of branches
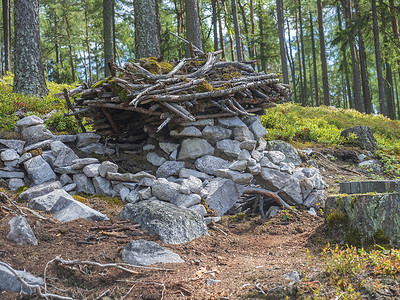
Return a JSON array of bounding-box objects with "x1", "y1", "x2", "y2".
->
[{"x1": 64, "y1": 51, "x2": 290, "y2": 139}]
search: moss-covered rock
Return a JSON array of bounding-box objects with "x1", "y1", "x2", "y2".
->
[{"x1": 325, "y1": 193, "x2": 400, "y2": 247}]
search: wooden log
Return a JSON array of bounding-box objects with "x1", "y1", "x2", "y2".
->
[
  {"x1": 54, "y1": 82, "x2": 88, "y2": 99},
  {"x1": 101, "y1": 108, "x2": 121, "y2": 135}
]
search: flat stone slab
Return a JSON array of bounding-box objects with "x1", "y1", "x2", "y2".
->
[
  {"x1": 0, "y1": 264, "x2": 43, "y2": 294},
  {"x1": 339, "y1": 180, "x2": 400, "y2": 195},
  {"x1": 19, "y1": 181, "x2": 62, "y2": 201},
  {"x1": 120, "y1": 200, "x2": 208, "y2": 244},
  {"x1": 29, "y1": 189, "x2": 74, "y2": 211},
  {"x1": 7, "y1": 216, "x2": 38, "y2": 246},
  {"x1": 122, "y1": 239, "x2": 184, "y2": 266}
]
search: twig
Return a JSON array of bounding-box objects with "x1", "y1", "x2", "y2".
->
[
  {"x1": 244, "y1": 187, "x2": 292, "y2": 209},
  {"x1": 161, "y1": 102, "x2": 195, "y2": 121},
  {"x1": 0, "y1": 261, "x2": 73, "y2": 300},
  {"x1": 94, "y1": 289, "x2": 110, "y2": 300},
  {"x1": 0, "y1": 192, "x2": 26, "y2": 216},
  {"x1": 130, "y1": 82, "x2": 164, "y2": 106},
  {"x1": 169, "y1": 31, "x2": 204, "y2": 55}
]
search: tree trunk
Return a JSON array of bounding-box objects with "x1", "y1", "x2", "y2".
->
[
  {"x1": 103, "y1": 0, "x2": 114, "y2": 76},
  {"x1": 341, "y1": 0, "x2": 364, "y2": 112},
  {"x1": 84, "y1": 0, "x2": 92, "y2": 82},
  {"x1": 231, "y1": 0, "x2": 243, "y2": 61},
  {"x1": 249, "y1": 0, "x2": 256, "y2": 60},
  {"x1": 295, "y1": 13, "x2": 304, "y2": 104},
  {"x1": 317, "y1": 0, "x2": 330, "y2": 106},
  {"x1": 299, "y1": 0, "x2": 308, "y2": 105},
  {"x1": 287, "y1": 19, "x2": 297, "y2": 103},
  {"x1": 217, "y1": 0, "x2": 225, "y2": 58},
  {"x1": 385, "y1": 63, "x2": 396, "y2": 119},
  {"x1": 309, "y1": 11, "x2": 319, "y2": 106},
  {"x1": 13, "y1": 0, "x2": 48, "y2": 97},
  {"x1": 185, "y1": 0, "x2": 203, "y2": 53},
  {"x1": 62, "y1": 2, "x2": 76, "y2": 82},
  {"x1": 276, "y1": 0, "x2": 289, "y2": 84},
  {"x1": 257, "y1": 1, "x2": 264, "y2": 71},
  {"x1": 212, "y1": 0, "x2": 218, "y2": 50},
  {"x1": 222, "y1": 0, "x2": 235, "y2": 61},
  {"x1": 134, "y1": 0, "x2": 161, "y2": 58},
  {"x1": 3, "y1": 0, "x2": 11, "y2": 73},
  {"x1": 372, "y1": 0, "x2": 387, "y2": 116}
]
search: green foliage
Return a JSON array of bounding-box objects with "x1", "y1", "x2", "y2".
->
[
  {"x1": 46, "y1": 112, "x2": 82, "y2": 133},
  {"x1": 0, "y1": 73, "x2": 76, "y2": 131}
]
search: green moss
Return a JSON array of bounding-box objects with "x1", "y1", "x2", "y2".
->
[
  {"x1": 91, "y1": 77, "x2": 112, "y2": 89},
  {"x1": 326, "y1": 210, "x2": 348, "y2": 230},
  {"x1": 350, "y1": 196, "x2": 357, "y2": 209},
  {"x1": 119, "y1": 89, "x2": 129, "y2": 102},
  {"x1": 344, "y1": 228, "x2": 363, "y2": 248},
  {"x1": 195, "y1": 81, "x2": 214, "y2": 92},
  {"x1": 72, "y1": 195, "x2": 89, "y2": 204},
  {"x1": 141, "y1": 57, "x2": 161, "y2": 74},
  {"x1": 159, "y1": 61, "x2": 173, "y2": 74},
  {"x1": 29, "y1": 148, "x2": 42, "y2": 156},
  {"x1": 372, "y1": 229, "x2": 390, "y2": 246}
]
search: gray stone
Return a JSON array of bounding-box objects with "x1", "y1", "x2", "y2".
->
[
  {"x1": 83, "y1": 164, "x2": 101, "y2": 177},
  {"x1": 53, "y1": 147, "x2": 79, "y2": 168},
  {"x1": 21, "y1": 124, "x2": 53, "y2": 145},
  {"x1": 159, "y1": 142, "x2": 179, "y2": 155},
  {"x1": 156, "y1": 161, "x2": 185, "y2": 178},
  {"x1": 237, "y1": 149, "x2": 251, "y2": 161},
  {"x1": 0, "y1": 139, "x2": 25, "y2": 154},
  {"x1": 248, "y1": 163, "x2": 261, "y2": 175},
  {"x1": 16, "y1": 115, "x2": 43, "y2": 129},
  {"x1": 93, "y1": 176, "x2": 112, "y2": 195},
  {"x1": 18, "y1": 152, "x2": 32, "y2": 164},
  {"x1": 146, "y1": 152, "x2": 167, "y2": 166},
  {"x1": 257, "y1": 137, "x2": 267, "y2": 151},
  {"x1": 280, "y1": 162, "x2": 295, "y2": 174},
  {"x1": 19, "y1": 181, "x2": 62, "y2": 201},
  {"x1": 23, "y1": 140, "x2": 52, "y2": 153},
  {"x1": 181, "y1": 176, "x2": 203, "y2": 194},
  {"x1": 79, "y1": 143, "x2": 105, "y2": 155},
  {"x1": 283, "y1": 271, "x2": 300, "y2": 283},
  {"x1": 303, "y1": 189, "x2": 324, "y2": 208},
  {"x1": 3, "y1": 160, "x2": 18, "y2": 169},
  {"x1": 266, "y1": 206, "x2": 281, "y2": 218},
  {"x1": 339, "y1": 180, "x2": 400, "y2": 195},
  {"x1": 29, "y1": 189, "x2": 74, "y2": 211},
  {"x1": 172, "y1": 193, "x2": 202, "y2": 208},
  {"x1": 8, "y1": 178, "x2": 25, "y2": 191},
  {"x1": 195, "y1": 155, "x2": 230, "y2": 176},
  {"x1": 41, "y1": 150, "x2": 56, "y2": 167},
  {"x1": 216, "y1": 139, "x2": 241, "y2": 158},
  {"x1": 204, "y1": 178, "x2": 245, "y2": 216},
  {"x1": 233, "y1": 126, "x2": 254, "y2": 142},
  {"x1": 189, "y1": 204, "x2": 207, "y2": 217},
  {"x1": 267, "y1": 140, "x2": 302, "y2": 166},
  {"x1": 98, "y1": 161, "x2": 118, "y2": 177},
  {"x1": 51, "y1": 134, "x2": 76, "y2": 143},
  {"x1": 169, "y1": 148, "x2": 178, "y2": 160},
  {"x1": 341, "y1": 126, "x2": 378, "y2": 149},
  {"x1": 251, "y1": 150, "x2": 264, "y2": 162},
  {"x1": 120, "y1": 187, "x2": 130, "y2": 201},
  {"x1": 126, "y1": 191, "x2": 140, "y2": 204},
  {"x1": 152, "y1": 178, "x2": 180, "y2": 202},
  {"x1": 1, "y1": 149, "x2": 19, "y2": 161},
  {"x1": 182, "y1": 119, "x2": 214, "y2": 127},
  {"x1": 138, "y1": 177, "x2": 155, "y2": 187},
  {"x1": 217, "y1": 117, "x2": 246, "y2": 128},
  {"x1": 299, "y1": 177, "x2": 314, "y2": 200},
  {"x1": 204, "y1": 216, "x2": 221, "y2": 225},
  {"x1": 0, "y1": 170, "x2": 25, "y2": 179},
  {"x1": 76, "y1": 132, "x2": 101, "y2": 148},
  {"x1": 59, "y1": 174, "x2": 73, "y2": 186},
  {"x1": 258, "y1": 168, "x2": 303, "y2": 205},
  {"x1": 248, "y1": 158, "x2": 257, "y2": 167},
  {"x1": 50, "y1": 140, "x2": 69, "y2": 156},
  {"x1": 51, "y1": 196, "x2": 109, "y2": 222},
  {"x1": 7, "y1": 216, "x2": 38, "y2": 246},
  {"x1": 359, "y1": 159, "x2": 382, "y2": 173},
  {"x1": 293, "y1": 168, "x2": 325, "y2": 190},
  {"x1": 71, "y1": 158, "x2": 100, "y2": 170},
  {"x1": 120, "y1": 200, "x2": 209, "y2": 244},
  {"x1": 264, "y1": 151, "x2": 286, "y2": 165},
  {"x1": 178, "y1": 138, "x2": 214, "y2": 160},
  {"x1": 106, "y1": 171, "x2": 156, "y2": 182},
  {"x1": 143, "y1": 144, "x2": 156, "y2": 151},
  {"x1": 179, "y1": 168, "x2": 210, "y2": 180},
  {"x1": 206, "y1": 279, "x2": 221, "y2": 285},
  {"x1": 0, "y1": 264, "x2": 43, "y2": 294},
  {"x1": 202, "y1": 126, "x2": 232, "y2": 142},
  {"x1": 24, "y1": 156, "x2": 57, "y2": 185},
  {"x1": 249, "y1": 120, "x2": 268, "y2": 140},
  {"x1": 139, "y1": 187, "x2": 152, "y2": 200},
  {"x1": 54, "y1": 166, "x2": 80, "y2": 175},
  {"x1": 229, "y1": 160, "x2": 248, "y2": 172},
  {"x1": 73, "y1": 173, "x2": 95, "y2": 194},
  {"x1": 122, "y1": 239, "x2": 184, "y2": 266},
  {"x1": 170, "y1": 126, "x2": 202, "y2": 138},
  {"x1": 240, "y1": 140, "x2": 257, "y2": 151},
  {"x1": 63, "y1": 183, "x2": 76, "y2": 192},
  {"x1": 179, "y1": 184, "x2": 191, "y2": 194},
  {"x1": 215, "y1": 169, "x2": 253, "y2": 185},
  {"x1": 259, "y1": 157, "x2": 280, "y2": 170}
]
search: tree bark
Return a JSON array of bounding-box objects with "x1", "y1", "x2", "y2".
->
[
  {"x1": 185, "y1": 0, "x2": 203, "y2": 53},
  {"x1": 13, "y1": 0, "x2": 48, "y2": 97},
  {"x1": 317, "y1": 0, "x2": 330, "y2": 106},
  {"x1": 3, "y1": 0, "x2": 11, "y2": 73},
  {"x1": 299, "y1": 0, "x2": 308, "y2": 105},
  {"x1": 372, "y1": 0, "x2": 387, "y2": 116},
  {"x1": 287, "y1": 19, "x2": 297, "y2": 103},
  {"x1": 385, "y1": 63, "x2": 396, "y2": 119},
  {"x1": 295, "y1": 13, "x2": 303, "y2": 104},
  {"x1": 257, "y1": 1, "x2": 265, "y2": 71},
  {"x1": 217, "y1": 0, "x2": 225, "y2": 58},
  {"x1": 249, "y1": 0, "x2": 256, "y2": 60},
  {"x1": 84, "y1": 0, "x2": 92, "y2": 82},
  {"x1": 231, "y1": 0, "x2": 243, "y2": 61},
  {"x1": 103, "y1": 0, "x2": 114, "y2": 76},
  {"x1": 276, "y1": 0, "x2": 289, "y2": 84},
  {"x1": 212, "y1": 0, "x2": 218, "y2": 51},
  {"x1": 222, "y1": 0, "x2": 235, "y2": 61},
  {"x1": 62, "y1": 1, "x2": 76, "y2": 82},
  {"x1": 309, "y1": 12, "x2": 319, "y2": 106}
]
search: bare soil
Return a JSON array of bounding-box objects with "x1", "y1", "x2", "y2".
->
[{"x1": 0, "y1": 146, "x2": 384, "y2": 299}]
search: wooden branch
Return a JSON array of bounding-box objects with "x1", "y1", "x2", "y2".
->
[
  {"x1": 243, "y1": 187, "x2": 292, "y2": 209},
  {"x1": 169, "y1": 31, "x2": 205, "y2": 55},
  {"x1": 86, "y1": 102, "x2": 162, "y2": 116},
  {"x1": 130, "y1": 82, "x2": 164, "y2": 106},
  {"x1": 161, "y1": 102, "x2": 195, "y2": 121},
  {"x1": 101, "y1": 108, "x2": 120, "y2": 135},
  {"x1": 214, "y1": 61, "x2": 255, "y2": 73},
  {"x1": 54, "y1": 82, "x2": 88, "y2": 99},
  {"x1": 63, "y1": 89, "x2": 86, "y2": 133},
  {"x1": 167, "y1": 59, "x2": 188, "y2": 76},
  {"x1": 0, "y1": 192, "x2": 26, "y2": 216}
]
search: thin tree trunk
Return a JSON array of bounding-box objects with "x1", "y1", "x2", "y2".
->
[
  {"x1": 309, "y1": 11, "x2": 319, "y2": 106},
  {"x1": 257, "y1": 1, "x2": 265, "y2": 71},
  {"x1": 185, "y1": 0, "x2": 203, "y2": 53},
  {"x1": 3, "y1": 0, "x2": 11, "y2": 73},
  {"x1": 54, "y1": 14, "x2": 60, "y2": 83},
  {"x1": 287, "y1": 19, "x2": 297, "y2": 103},
  {"x1": 317, "y1": 0, "x2": 330, "y2": 106},
  {"x1": 237, "y1": 0, "x2": 251, "y2": 59},
  {"x1": 249, "y1": 0, "x2": 255, "y2": 60},
  {"x1": 62, "y1": 3, "x2": 76, "y2": 82},
  {"x1": 385, "y1": 63, "x2": 396, "y2": 119},
  {"x1": 276, "y1": 0, "x2": 289, "y2": 84},
  {"x1": 298, "y1": 0, "x2": 308, "y2": 105},
  {"x1": 217, "y1": 0, "x2": 225, "y2": 58},
  {"x1": 394, "y1": 72, "x2": 400, "y2": 119},
  {"x1": 222, "y1": 0, "x2": 235, "y2": 61},
  {"x1": 212, "y1": 0, "x2": 218, "y2": 50},
  {"x1": 295, "y1": 13, "x2": 304, "y2": 104},
  {"x1": 84, "y1": 0, "x2": 92, "y2": 82},
  {"x1": 354, "y1": 0, "x2": 372, "y2": 113},
  {"x1": 173, "y1": 0, "x2": 183, "y2": 58},
  {"x1": 231, "y1": 0, "x2": 243, "y2": 61}
]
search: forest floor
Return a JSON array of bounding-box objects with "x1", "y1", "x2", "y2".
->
[{"x1": 0, "y1": 145, "x2": 388, "y2": 299}]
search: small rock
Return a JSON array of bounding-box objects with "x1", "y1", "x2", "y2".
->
[
  {"x1": 240, "y1": 140, "x2": 257, "y2": 151},
  {"x1": 181, "y1": 176, "x2": 203, "y2": 194},
  {"x1": 237, "y1": 149, "x2": 251, "y2": 161},
  {"x1": 159, "y1": 142, "x2": 179, "y2": 155},
  {"x1": 216, "y1": 139, "x2": 241, "y2": 158},
  {"x1": 120, "y1": 187, "x2": 130, "y2": 201},
  {"x1": 7, "y1": 216, "x2": 38, "y2": 246},
  {"x1": 267, "y1": 140, "x2": 302, "y2": 166},
  {"x1": 248, "y1": 163, "x2": 261, "y2": 175},
  {"x1": 195, "y1": 155, "x2": 230, "y2": 176},
  {"x1": 21, "y1": 125, "x2": 53, "y2": 145},
  {"x1": 202, "y1": 126, "x2": 232, "y2": 143},
  {"x1": 0, "y1": 139, "x2": 25, "y2": 155},
  {"x1": 143, "y1": 144, "x2": 156, "y2": 151},
  {"x1": 171, "y1": 193, "x2": 202, "y2": 208},
  {"x1": 71, "y1": 158, "x2": 100, "y2": 170},
  {"x1": 206, "y1": 279, "x2": 221, "y2": 285},
  {"x1": 8, "y1": 178, "x2": 25, "y2": 191},
  {"x1": 73, "y1": 173, "x2": 96, "y2": 194},
  {"x1": 283, "y1": 271, "x2": 300, "y2": 283},
  {"x1": 59, "y1": 174, "x2": 73, "y2": 186},
  {"x1": 146, "y1": 152, "x2": 166, "y2": 166},
  {"x1": 216, "y1": 169, "x2": 253, "y2": 185},
  {"x1": 63, "y1": 183, "x2": 76, "y2": 192},
  {"x1": 170, "y1": 126, "x2": 202, "y2": 138},
  {"x1": 98, "y1": 161, "x2": 119, "y2": 177},
  {"x1": 76, "y1": 132, "x2": 101, "y2": 148},
  {"x1": 264, "y1": 151, "x2": 286, "y2": 164},
  {"x1": 229, "y1": 160, "x2": 248, "y2": 172},
  {"x1": 189, "y1": 204, "x2": 207, "y2": 217},
  {"x1": 217, "y1": 117, "x2": 246, "y2": 128},
  {"x1": 139, "y1": 187, "x2": 152, "y2": 200},
  {"x1": 16, "y1": 115, "x2": 43, "y2": 130},
  {"x1": 79, "y1": 142, "x2": 105, "y2": 155},
  {"x1": 178, "y1": 138, "x2": 214, "y2": 160},
  {"x1": 0, "y1": 264, "x2": 43, "y2": 294},
  {"x1": 249, "y1": 120, "x2": 268, "y2": 140},
  {"x1": 24, "y1": 156, "x2": 57, "y2": 185},
  {"x1": 93, "y1": 176, "x2": 112, "y2": 195},
  {"x1": 152, "y1": 178, "x2": 181, "y2": 202},
  {"x1": 266, "y1": 206, "x2": 281, "y2": 218},
  {"x1": 0, "y1": 170, "x2": 25, "y2": 179},
  {"x1": 19, "y1": 181, "x2": 62, "y2": 201},
  {"x1": 18, "y1": 152, "x2": 32, "y2": 164},
  {"x1": 156, "y1": 161, "x2": 185, "y2": 178},
  {"x1": 182, "y1": 119, "x2": 214, "y2": 127},
  {"x1": 233, "y1": 126, "x2": 254, "y2": 142},
  {"x1": 29, "y1": 189, "x2": 74, "y2": 211},
  {"x1": 1, "y1": 149, "x2": 19, "y2": 161},
  {"x1": 83, "y1": 164, "x2": 101, "y2": 177},
  {"x1": 251, "y1": 149, "x2": 264, "y2": 162},
  {"x1": 179, "y1": 168, "x2": 210, "y2": 180}
]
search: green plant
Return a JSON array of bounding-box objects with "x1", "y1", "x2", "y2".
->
[{"x1": 46, "y1": 112, "x2": 82, "y2": 133}]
